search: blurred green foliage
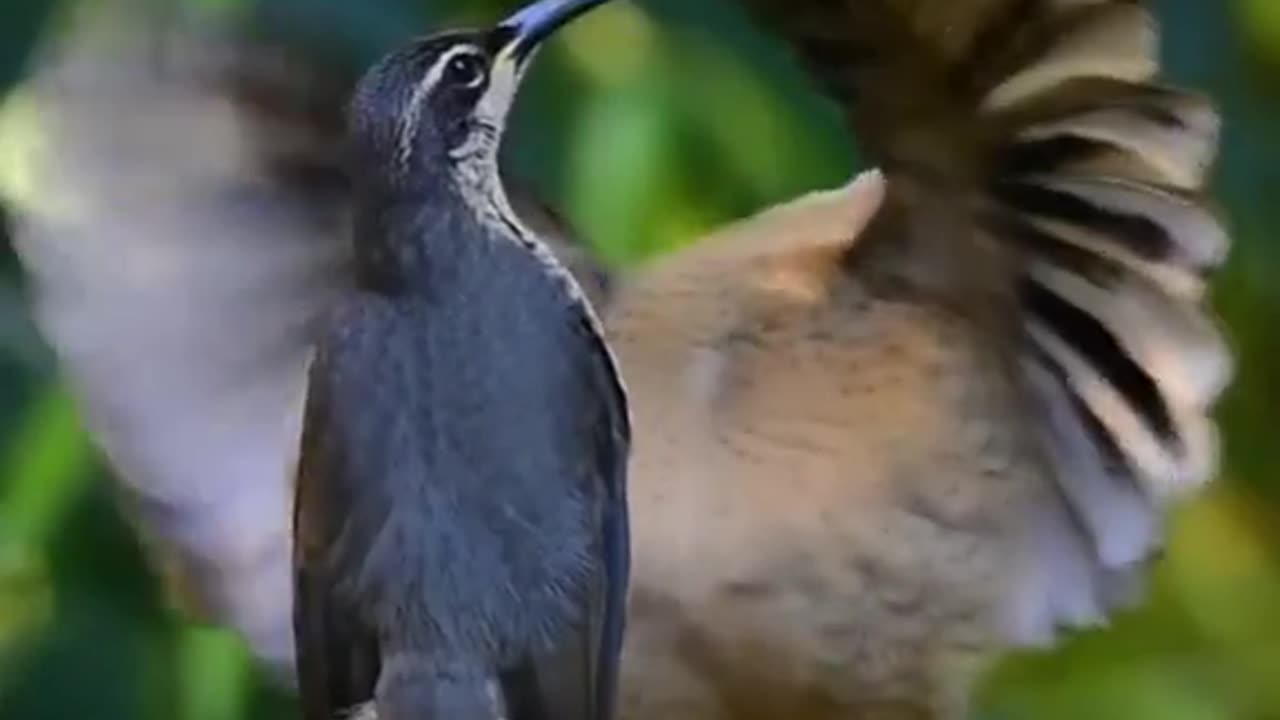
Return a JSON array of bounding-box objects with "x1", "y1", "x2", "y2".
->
[{"x1": 0, "y1": 1, "x2": 1278, "y2": 719}]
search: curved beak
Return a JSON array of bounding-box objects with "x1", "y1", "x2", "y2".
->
[{"x1": 493, "y1": 0, "x2": 612, "y2": 67}]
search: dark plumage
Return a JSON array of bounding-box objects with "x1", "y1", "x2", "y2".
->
[{"x1": 290, "y1": 2, "x2": 629, "y2": 719}]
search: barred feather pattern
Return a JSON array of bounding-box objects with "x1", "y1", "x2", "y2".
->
[{"x1": 736, "y1": 0, "x2": 1232, "y2": 644}]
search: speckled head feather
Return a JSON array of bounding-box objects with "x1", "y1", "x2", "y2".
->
[
  {"x1": 348, "y1": 0, "x2": 608, "y2": 191},
  {"x1": 345, "y1": 0, "x2": 617, "y2": 342}
]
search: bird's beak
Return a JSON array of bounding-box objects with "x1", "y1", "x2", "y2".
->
[{"x1": 493, "y1": 0, "x2": 611, "y2": 69}]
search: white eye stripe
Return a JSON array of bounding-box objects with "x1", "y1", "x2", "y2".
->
[{"x1": 395, "y1": 45, "x2": 486, "y2": 167}]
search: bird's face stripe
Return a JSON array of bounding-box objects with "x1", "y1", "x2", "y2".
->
[
  {"x1": 396, "y1": 44, "x2": 486, "y2": 168},
  {"x1": 474, "y1": 45, "x2": 523, "y2": 127},
  {"x1": 447, "y1": 48, "x2": 525, "y2": 167}
]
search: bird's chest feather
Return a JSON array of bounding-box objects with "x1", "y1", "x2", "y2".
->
[{"x1": 307, "y1": 292, "x2": 601, "y2": 655}]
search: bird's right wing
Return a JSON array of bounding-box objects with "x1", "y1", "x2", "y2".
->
[
  {"x1": 9, "y1": 0, "x2": 356, "y2": 676},
  {"x1": 734, "y1": 0, "x2": 1232, "y2": 644}
]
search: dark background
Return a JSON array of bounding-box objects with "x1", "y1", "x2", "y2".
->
[{"x1": 0, "y1": 1, "x2": 1277, "y2": 718}]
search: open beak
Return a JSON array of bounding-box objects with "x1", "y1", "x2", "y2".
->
[{"x1": 493, "y1": 0, "x2": 612, "y2": 68}]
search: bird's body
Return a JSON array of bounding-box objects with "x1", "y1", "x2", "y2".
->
[
  {"x1": 290, "y1": 4, "x2": 630, "y2": 718},
  {"x1": 294, "y1": 234, "x2": 625, "y2": 719}
]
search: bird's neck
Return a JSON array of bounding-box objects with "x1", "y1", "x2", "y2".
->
[
  {"x1": 351, "y1": 167, "x2": 531, "y2": 298},
  {"x1": 450, "y1": 149, "x2": 527, "y2": 246}
]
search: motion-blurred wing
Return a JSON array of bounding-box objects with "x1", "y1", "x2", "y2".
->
[{"x1": 10, "y1": 0, "x2": 354, "y2": 675}]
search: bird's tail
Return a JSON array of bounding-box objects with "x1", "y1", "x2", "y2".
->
[{"x1": 736, "y1": 0, "x2": 1232, "y2": 641}]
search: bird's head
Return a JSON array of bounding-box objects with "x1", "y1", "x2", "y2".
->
[{"x1": 348, "y1": 0, "x2": 608, "y2": 193}]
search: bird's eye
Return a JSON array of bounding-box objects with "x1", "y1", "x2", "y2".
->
[{"x1": 444, "y1": 52, "x2": 487, "y2": 89}]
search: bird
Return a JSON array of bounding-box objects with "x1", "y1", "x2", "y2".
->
[
  {"x1": 9, "y1": 0, "x2": 1232, "y2": 718},
  {"x1": 287, "y1": 1, "x2": 630, "y2": 719},
  {"x1": 6, "y1": 0, "x2": 611, "y2": 681}
]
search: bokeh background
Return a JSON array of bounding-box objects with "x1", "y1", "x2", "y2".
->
[{"x1": 0, "y1": 0, "x2": 1277, "y2": 718}]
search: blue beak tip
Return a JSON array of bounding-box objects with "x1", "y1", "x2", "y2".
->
[{"x1": 498, "y1": 0, "x2": 607, "y2": 57}]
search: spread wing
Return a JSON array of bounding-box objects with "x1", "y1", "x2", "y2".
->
[
  {"x1": 10, "y1": 0, "x2": 354, "y2": 675},
  {"x1": 733, "y1": 0, "x2": 1231, "y2": 643}
]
